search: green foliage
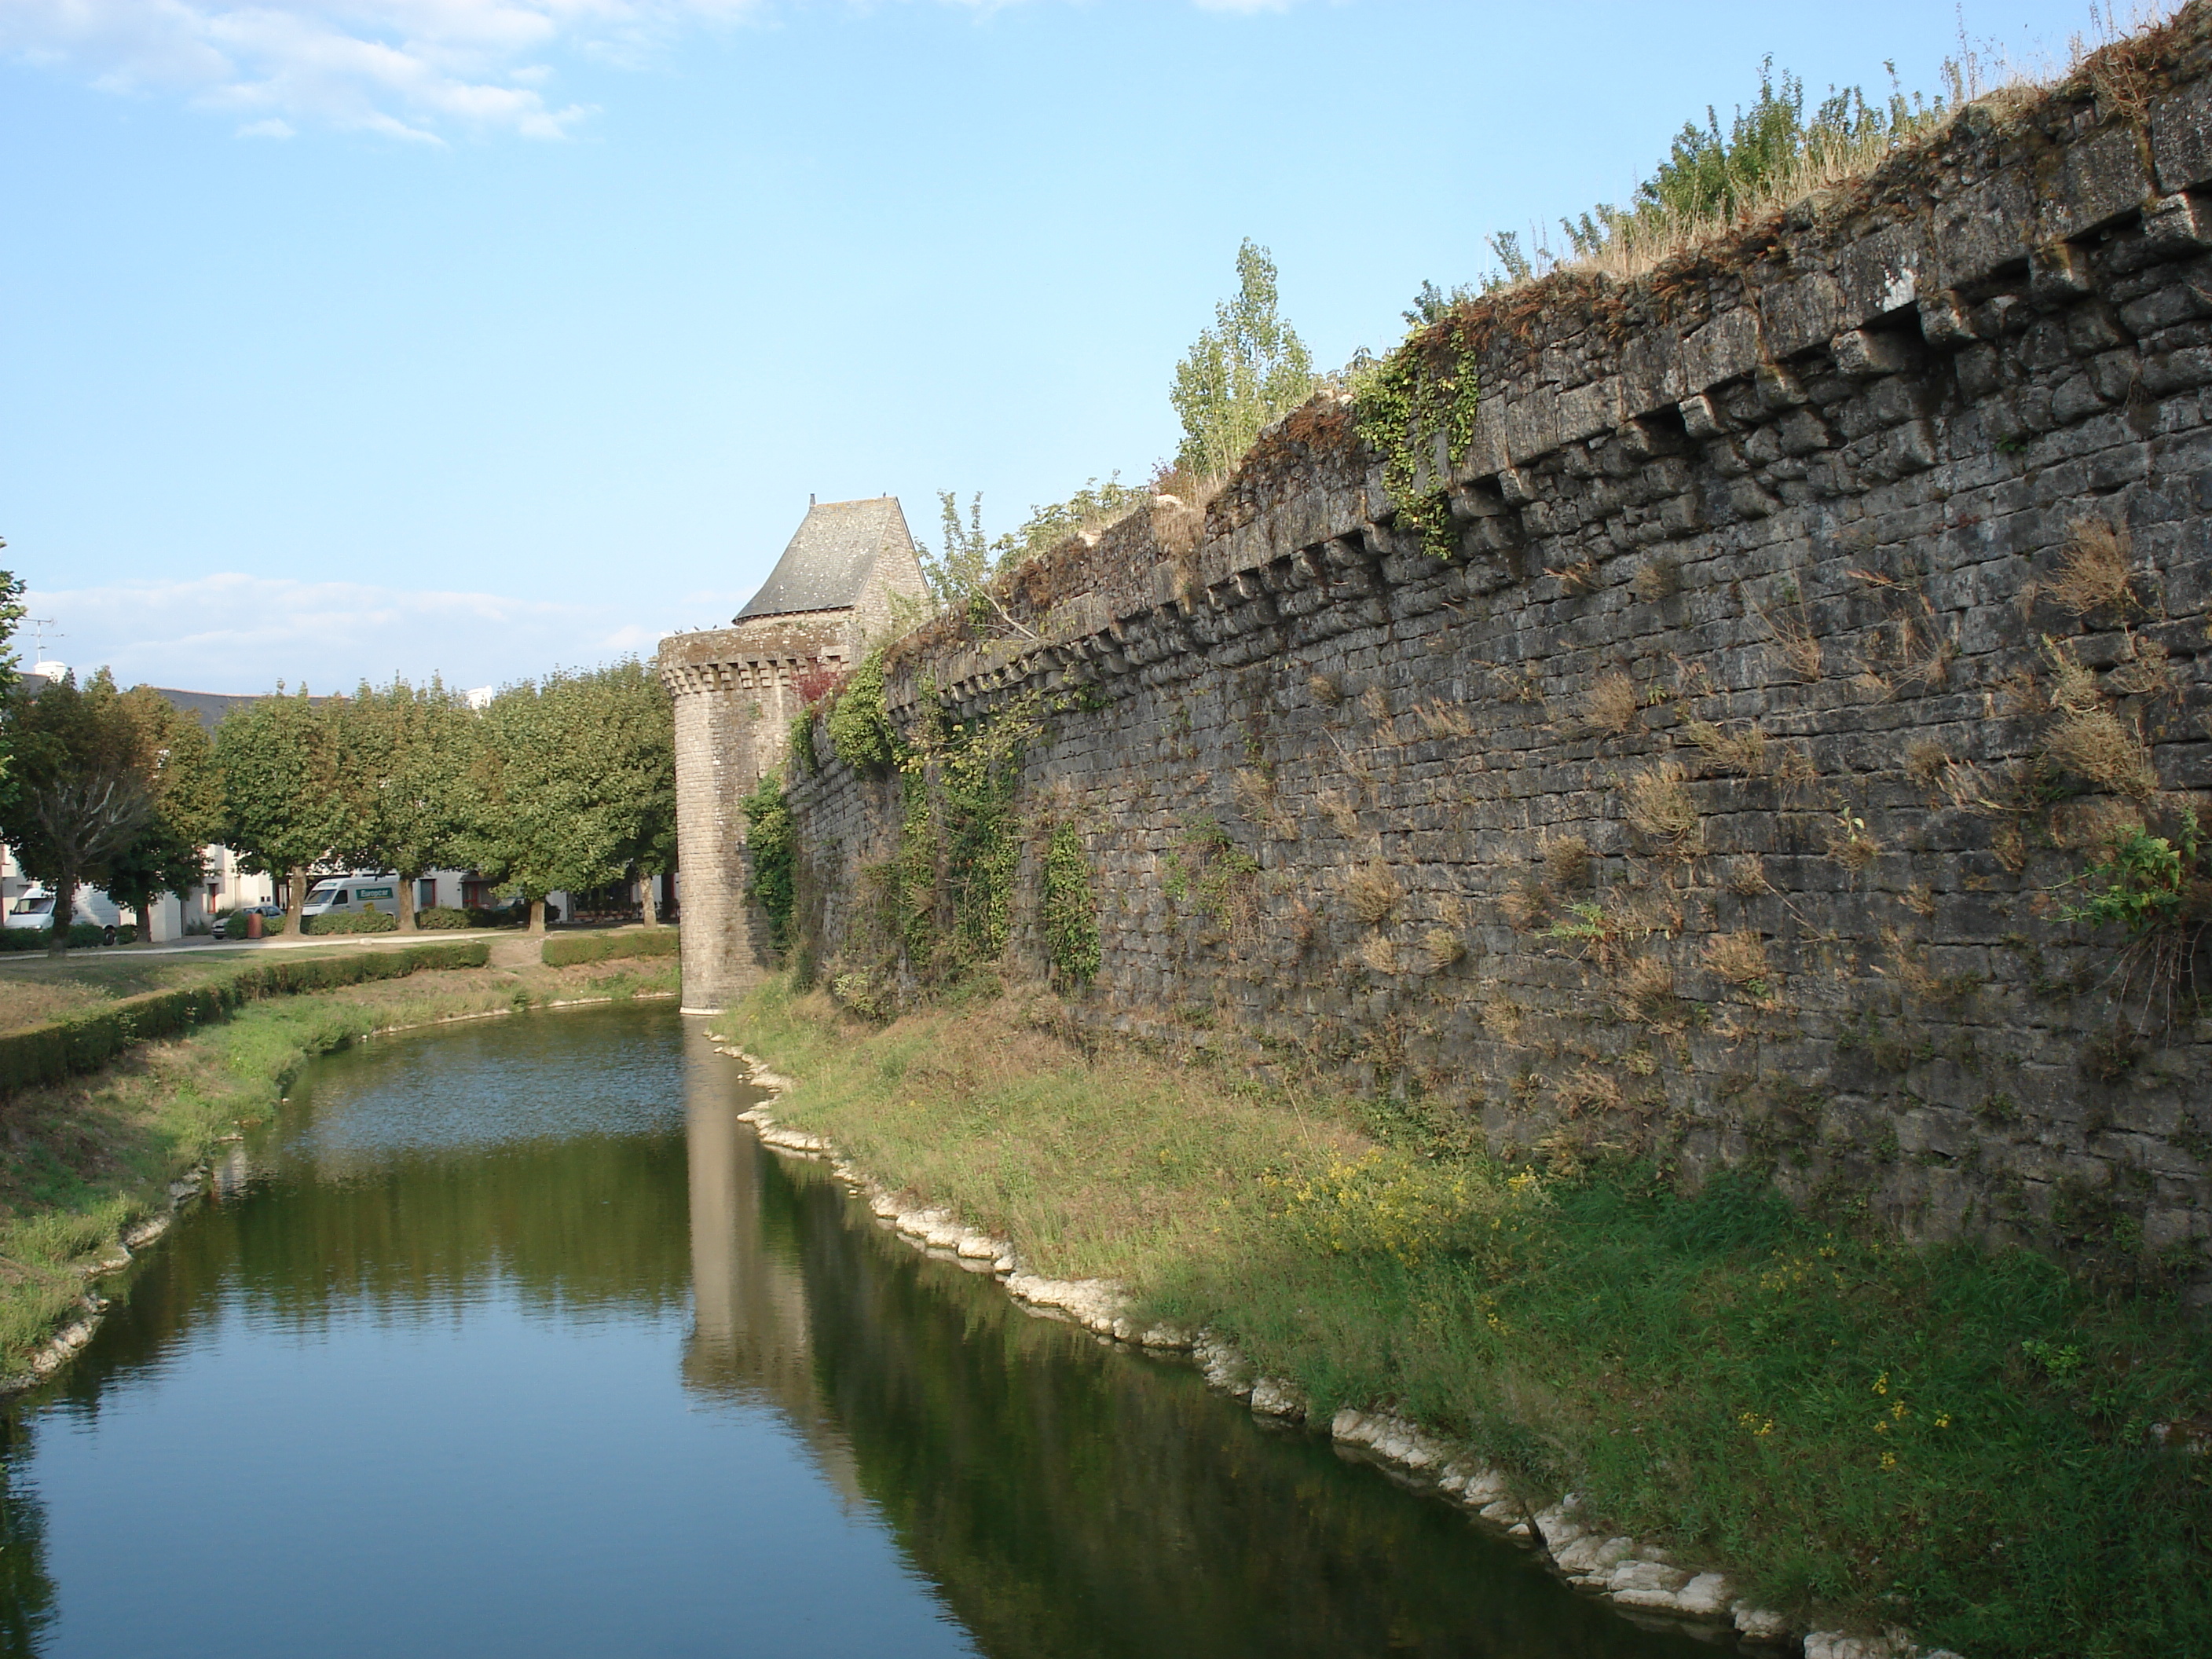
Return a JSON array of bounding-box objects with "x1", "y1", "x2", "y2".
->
[
  {"x1": 540, "y1": 927, "x2": 679, "y2": 968},
  {"x1": 0, "y1": 941, "x2": 490, "y2": 1095},
  {"x1": 826, "y1": 650, "x2": 898, "y2": 771},
  {"x1": 918, "y1": 478, "x2": 1151, "y2": 622},
  {"x1": 212, "y1": 686, "x2": 344, "y2": 912},
  {"x1": 219, "y1": 910, "x2": 288, "y2": 939},
  {"x1": 300, "y1": 910, "x2": 398, "y2": 935},
  {"x1": 923, "y1": 491, "x2": 996, "y2": 613},
  {"x1": 741, "y1": 773, "x2": 796, "y2": 953},
  {"x1": 2059, "y1": 810, "x2": 2208, "y2": 934},
  {"x1": 104, "y1": 683, "x2": 221, "y2": 929},
  {"x1": 0, "y1": 567, "x2": 25, "y2": 803},
  {"x1": 1040, "y1": 822, "x2": 1100, "y2": 983},
  {"x1": 0, "y1": 923, "x2": 127, "y2": 952},
  {"x1": 0, "y1": 669, "x2": 160, "y2": 946},
  {"x1": 1351, "y1": 309, "x2": 1484, "y2": 561},
  {"x1": 412, "y1": 906, "x2": 478, "y2": 931},
  {"x1": 788, "y1": 709, "x2": 821, "y2": 778},
  {"x1": 331, "y1": 676, "x2": 478, "y2": 918},
  {"x1": 462, "y1": 661, "x2": 673, "y2": 923},
  {"x1": 1172, "y1": 240, "x2": 1317, "y2": 480}
]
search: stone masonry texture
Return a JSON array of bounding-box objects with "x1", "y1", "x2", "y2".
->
[{"x1": 700, "y1": 14, "x2": 2212, "y2": 1288}]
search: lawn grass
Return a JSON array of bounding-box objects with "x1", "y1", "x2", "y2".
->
[
  {"x1": 726, "y1": 976, "x2": 2212, "y2": 1658},
  {"x1": 0, "y1": 954, "x2": 678, "y2": 1375}
]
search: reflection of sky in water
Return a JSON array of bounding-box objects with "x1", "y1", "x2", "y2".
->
[{"x1": 280, "y1": 1016, "x2": 688, "y2": 1160}]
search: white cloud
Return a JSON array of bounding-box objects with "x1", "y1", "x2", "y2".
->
[
  {"x1": 23, "y1": 572, "x2": 750, "y2": 694},
  {"x1": 0, "y1": 0, "x2": 698, "y2": 141},
  {"x1": 2, "y1": 0, "x2": 1295, "y2": 141}
]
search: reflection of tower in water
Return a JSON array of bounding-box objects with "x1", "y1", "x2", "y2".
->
[{"x1": 679, "y1": 1021, "x2": 863, "y2": 1504}]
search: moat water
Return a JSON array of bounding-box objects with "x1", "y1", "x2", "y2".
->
[{"x1": 0, "y1": 1003, "x2": 1723, "y2": 1657}]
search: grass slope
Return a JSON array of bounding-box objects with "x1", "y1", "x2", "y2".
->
[{"x1": 727, "y1": 978, "x2": 2211, "y2": 1658}]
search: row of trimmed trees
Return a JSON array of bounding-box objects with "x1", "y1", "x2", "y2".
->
[{"x1": 0, "y1": 661, "x2": 674, "y2": 956}]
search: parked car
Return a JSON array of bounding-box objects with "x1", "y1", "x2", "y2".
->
[{"x1": 301, "y1": 875, "x2": 401, "y2": 923}]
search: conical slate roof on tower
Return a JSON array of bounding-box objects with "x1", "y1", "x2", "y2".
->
[{"x1": 735, "y1": 496, "x2": 919, "y2": 621}]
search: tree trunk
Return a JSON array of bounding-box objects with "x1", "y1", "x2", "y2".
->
[
  {"x1": 397, "y1": 874, "x2": 417, "y2": 933},
  {"x1": 529, "y1": 896, "x2": 547, "y2": 936},
  {"x1": 46, "y1": 869, "x2": 75, "y2": 958},
  {"x1": 639, "y1": 870, "x2": 658, "y2": 929},
  {"x1": 134, "y1": 899, "x2": 153, "y2": 943},
  {"x1": 287, "y1": 870, "x2": 306, "y2": 936}
]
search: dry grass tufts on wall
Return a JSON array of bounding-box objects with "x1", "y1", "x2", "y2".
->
[
  {"x1": 1702, "y1": 930, "x2": 1772, "y2": 994},
  {"x1": 1414, "y1": 699, "x2": 1474, "y2": 740},
  {"x1": 1359, "y1": 685, "x2": 1392, "y2": 723},
  {"x1": 1617, "y1": 955, "x2": 1679, "y2": 1024},
  {"x1": 1422, "y1": 927, "x2": 1467, "y2": 973},
  {"x1": 1356, "y1": 932, "x2": 1399, "y2": 976},
  {"x1": 2045, "y1": 517, "x2": 2141, "y2": 617},
  {"x1": 1683, "y1": 720, "x2": 1767, "y2": 777},
  {"x1": 1752, "y1": 588, "x2": 1825, "y2": 681},
  {"x1": 1825, "y1": 808, "x2": 1883, "y2": 875},
  {"x1": 1308, "y1": 672, "x2": 1345, "y2": 706},
  {"x1": 1317, "y1": 789, "x2": 1361, "y2": 840},
  {"x1": 2044, "y1": 706, "x2": 2159, "y2": 799},
  {"x1": 1585, "y1": 672, "x2": 1642, "y2": 735},
  {"x1": 1557, "y1": 1064, "x2": 1625, "y2": 1115},
  {"x1": 1625, "y1": 763, "x2": 1701, "y2": 855},
  {"x1": 1724, "y1": 855, "x2": 1774, "y2": 897},
  {"x1": 1479, "y1": 993, "x2": 1525, "y2": 1048},
  {"x1": 1541, "y1": 833, "x2": 1592, "y2": 891},
  {"x1": 1339, "y1": 861, "x2": 1401, "y2": 926},
  {"x1": 1498, "y1": 880, "x2": 1550, "y2": 932},
  {"x1": 1629, "y1": 556, "x2": 1683, "y2": 603},
  {"x1": 1547, "y1": 556, "x2": 1602, "y2": 595}
]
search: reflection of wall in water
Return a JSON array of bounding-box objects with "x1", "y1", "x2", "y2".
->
[{"x1": 681, "y1": 1022, "x2": 862, "y2": 1505}]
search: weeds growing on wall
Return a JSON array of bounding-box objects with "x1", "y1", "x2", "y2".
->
[
  {"x1": 1041, "y1": 822, "x2": 1101, "y2": 983},
  {"x1": 2056, "y1": 806, "x2": 2212, "y2": 1020},
  {"x1": 741, "y1": 774, "x2": 796, "y2": 952}
]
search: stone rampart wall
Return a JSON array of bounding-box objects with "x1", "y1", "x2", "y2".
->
[{"x1": 784, "y1": 17, "x2": 2212, "y2": 1280}]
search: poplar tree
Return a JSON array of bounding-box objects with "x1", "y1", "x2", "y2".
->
[
  {"x1": 213, "y1": 687, "x2": 343, "y2": 931},
  {"x1": 1170, "y1": 240, "x2": 1316, "y2": 481}
]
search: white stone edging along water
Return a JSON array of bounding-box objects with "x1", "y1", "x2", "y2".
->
[{"x1": 712, "y1": 1032, "x2": 1970, "y2": 1659}]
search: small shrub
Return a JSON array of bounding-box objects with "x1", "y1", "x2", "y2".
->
[
  {"x1": 1625, "y1": 762, "x2": 1701, "y2": 855},
  {"x1": 742, "y1": 775, "x2": 797, "y2": 952},
  {"x1": 220, "y1": 911, "x2": 289, "y2": 939},
  {"x1": 1557, "y1": 1063, "x2": 1625, "y2": 1114},
  {"x1": 826, "y1": 650, "x2": 899, "y2": 771},
  {"x1": 1826, "y1": 808, "x2": 1883, "y2": 875},
  {"x1": 414, "y1": 906, "x2": 476, "y2": 930},
  {"x1": 1585, "y1": 672, "x2": 1640, "y2": 735},
  {"x1": 2056, "y1": 808, "x2": 2212, "y2": 1016}
]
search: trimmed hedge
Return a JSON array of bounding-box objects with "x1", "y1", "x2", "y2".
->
[
  {"x1": 540, "y1": 928, "x2": 679, "y2": 968},
  {"x1": 0, "y1": 939, "x2": 493, "y2": 1096},
  {"x1": 301, "y1": 910, "x2": 398, "y2": 935},
  {"x1": 0, "y1": 923, "x2": 134, "y2": 952},
  {"x1": 220, "y1": 911, "x2": 289, "y2": 939}
]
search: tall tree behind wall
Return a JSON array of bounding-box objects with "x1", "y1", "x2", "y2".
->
[
  {"x1": 0, "y1": 671, "x2": 153, "y2": 955},
  {"x1": 598, "y1": 660, "x2": 676, "y2": 926},
  {"x1": 103, "y1": 686, "x2": 220, "y2": 940},
  {"x1": 213, "y1": 688, "x2": 344, "y2": 932},
  {"x1": 1170, "y1": 240, "x2": 1315, "y2": 482},
  {"x1": 333, "y1": 677, "x2": 477, "y2": 931}
]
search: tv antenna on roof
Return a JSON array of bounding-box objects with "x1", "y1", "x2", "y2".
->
[{"x1": 28, "y1": 618, "x2": 60, "y2": 657}]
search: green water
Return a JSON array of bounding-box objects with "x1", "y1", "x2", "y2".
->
[{"x1": 0, "y1": 1003, "x2": 1731, "y2": 1657}]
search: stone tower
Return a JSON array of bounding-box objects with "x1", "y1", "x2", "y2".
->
[{"x1": 658, "y1": 496, "x2": 928, "y2": 1013}]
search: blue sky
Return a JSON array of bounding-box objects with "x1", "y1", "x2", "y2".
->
[{"x1": 4, "y1": 0, "x2": 2126, "y2": 694}]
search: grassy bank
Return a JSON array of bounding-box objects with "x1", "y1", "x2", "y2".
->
[
  {"x1": 726, "y1": 978, "x2": 2211, "y2": 1658},
  {"x1": 0, "y1": 953, "x2": 678, "y2": 1377}
]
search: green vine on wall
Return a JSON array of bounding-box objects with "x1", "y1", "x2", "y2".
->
[
  {"x1": 1042, "y1": 822, "x2": 1101, "y2": 982},
  {"x1": 1351, "y1": 314, "x2": 1486, "y2": 561},
  {"x1": 827, "y1": 650, "x2": 899, "y2": 771},
  {"x1": 741, "y1": 774, "x2": 796, "y2": 952},
  {"x1": 788, "y1": 709, "x2": 819, "y2": 778}
]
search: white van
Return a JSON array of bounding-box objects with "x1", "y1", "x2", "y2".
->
[
  {"x1": 301, "y1": 875, "x2": 402, "y2": 922},
  {"x1": 5, "y1": 884, "x2": 123, "y2": 932}
]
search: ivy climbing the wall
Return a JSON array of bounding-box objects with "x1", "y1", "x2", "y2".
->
[
  {"x1": 1042, "y1": 822, "x2": 1101, "y2": 983},
  {"x1": 1350, "y1": 312, "x2": 1486, "y2": 561},
  {"x1": 741, "y1": 774, "x2": 796, "y2": 952},
  {"x1": 827, "y1": 650, "x2": 899, "y2": 771}
]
